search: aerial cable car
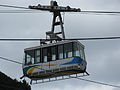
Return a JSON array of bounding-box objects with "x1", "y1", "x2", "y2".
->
[{"x1": 21, "y1": 1, "x2": 89, "y2": 84}]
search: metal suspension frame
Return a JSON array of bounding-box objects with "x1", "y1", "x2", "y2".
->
[
  {"x1": 45, "y1": 11, "x2": 65, "y2": 43},
  {"x1": 51, "y1": 11, "x2": 65, "y2": 39},
  {"x1": 29, "y1": 1, "x2": 80, "y2": 43}
]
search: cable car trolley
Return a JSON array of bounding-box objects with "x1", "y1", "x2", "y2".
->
[{"x1": 22, "y1": 1, "x2": 89, "y2": 84}]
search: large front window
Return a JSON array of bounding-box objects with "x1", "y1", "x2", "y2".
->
[
  {"x1": 73, "y1": 42, "x2": 80, "y2": 57},
  {"x1": 79, "y1": 46, "x2": 85, "y2": 60},
  {"x1": 25, "y1": 50, "x2": 34, "y2": 65},
  {"x1": 64, "y1": 43, "x2": 72, "y2": 58}
]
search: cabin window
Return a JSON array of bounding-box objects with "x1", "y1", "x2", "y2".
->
[
  {"x1": 51, "y1": 46, "x2": 56, "y2": 60},
  {"x1": 47, "y1": 47, "x2": 52, "y2": 62},
  {"x1": 73, "y1": 42, "x2": 80, "y2": 57},
  {"x1": 80, "y1": 46, "x2": 85, "y2": 60},
  {"x1": 58, "y1": 45, "x2": 63, "y2": 59},
  {"x1": 64, "y1": 43, "x2": 72, "y2": 58},
  {"x1": 35, "y1": 49, "x2": 40, "y2": 63},
  {"x1": 26, "y1": 54, "x2": 31, "y2": 65},
  {"x1": 42, "y1": 48, "x2": 47, "y2": 62},
  {"x1": 25, "y1": 50, "x2": 34, "y2": 65}
]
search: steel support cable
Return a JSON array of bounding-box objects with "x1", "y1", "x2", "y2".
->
[
  {"x1": 0, "y1": 4, "x2": 44, "y2": 13},
  {"x1": 0, "y1": 10, "x2": 120, "y2": 15},
  {"x1": 0, "y1": 56, "x2": 45, "y2": 70},
  {"x1": 0, "y1": 4, "x2": 29, "y2": 9},
  {"x1": 0, "y1": 10, "x2": 43, "y2": 13},
  {"x1": 73, "y1": 77, "x2": 120, "y2": 88},
  {"x1": 0, "y1": 4, "x2": 120, "y2": 15},
  {"x1": 0, "y1": 37, "x2": 120, "y2": 41},
  {"x1": 81, "y1": 10, "x2": 120, "y2": 14},
  {"x1": 0, "y1": 56, "x2": 22, "y2": 65}
]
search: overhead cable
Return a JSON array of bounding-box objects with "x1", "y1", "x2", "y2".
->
[
  {"x1": 0, "y1": 36, "x2": 120, "y2": 41},
  {"x1": 0, "y1": 4, "x2": 120, "y2": 15},
  {"x1": 0, "y1": 9, "x2": 120, "y2": 15},
  {"x1": 81, "y1": 10, "x2": 120, "y2": 15},
  {"x1": 0, "y1": 10, "x2": 43, "y2": 13},
  {"x1": 75, "y1": 77, "x2": 120, "y2": 88},
  {"x1": 0, "y1": 4, "x2": 29, "y2": 9},
  {"x1": 0, "y1": 56, "x2": 22, "y2": 65}
]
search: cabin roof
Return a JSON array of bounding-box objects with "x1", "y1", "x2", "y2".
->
[{"x1": 24, "y1": 40, "x2": 84, "y2": 51}]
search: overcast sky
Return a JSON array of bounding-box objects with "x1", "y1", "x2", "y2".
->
[{"x1": 0, "y1": 0, "x2": 120, "y2": 90}]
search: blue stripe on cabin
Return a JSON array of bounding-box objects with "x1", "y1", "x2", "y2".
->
[{"x1": 61, "y1": 57, "x2": 83, "y2": 65}]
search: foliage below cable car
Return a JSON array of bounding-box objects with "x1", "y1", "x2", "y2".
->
[{"x1": 0, "y1": 71, "x2": 31, "y2": 90}]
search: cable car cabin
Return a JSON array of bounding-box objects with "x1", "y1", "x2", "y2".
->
[{"x1": 22, "y1": 40, "x2": 87, "y2": 80}]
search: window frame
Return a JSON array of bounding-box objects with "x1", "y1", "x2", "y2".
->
[
  {"x1": 51, "y1": 46, "x2": 57, "y2": 61},
  {"x1": 42, "y1": 47, "x2": 48, "y2": 63},
  {"x1": 25, "y1": 50, "x2": 35, "y2": 65},
  {"x1": 35, "y1": 49, "x2": 41, "y2": 64},
  {"x1": 64, "y1": 42, "x2": 73, "y2": 58},
  {"x1": 58, "y1": 44, "x2": 64, "y2": 60}
]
